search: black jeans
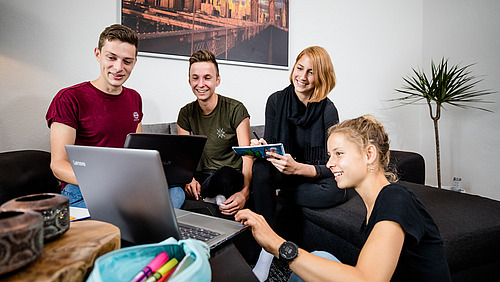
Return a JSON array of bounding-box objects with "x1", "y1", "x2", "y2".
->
[
  {"x1": 252, "y1": 158, "x2": 346, "y2": 228},
  {"x1": 194, "y1": 166, "x2": 244, "y2": 198}
]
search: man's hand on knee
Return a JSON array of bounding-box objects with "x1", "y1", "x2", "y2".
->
[
  {"x1": 219, "y1": 191, "x2": 246, "y2": 215},
  {"x1": 185, "y1": 178, "x2": 201, "y2": 200}
]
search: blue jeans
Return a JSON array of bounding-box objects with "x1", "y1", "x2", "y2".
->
[
  {"x1": 168, "y1": 186, "x2": 186, "y2": 209},
  {"x1": 62, "y1": 184, "x2": 186, "y2": 209},
  {"x1": 288, "y1": 251, "x2": 341, "y2": 282},
  {"x1": 62, "y1": 184, "x2": 87, "y2": 208}
]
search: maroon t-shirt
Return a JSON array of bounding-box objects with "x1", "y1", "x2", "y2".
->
[{"x1": 46, "y1": 81, "x2": 143, "y2": 148}]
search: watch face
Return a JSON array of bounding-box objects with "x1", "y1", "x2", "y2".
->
[{"x1": 280, "y1": 241, "x2": 298, "y2": 261}]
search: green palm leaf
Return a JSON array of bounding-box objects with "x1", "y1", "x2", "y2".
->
[
  {"x1": 390, "y1": 57, "x2": 496, "y2": 188},
  {"x1": 392, "y1": 58, "x2": 494, "y2": 110}
]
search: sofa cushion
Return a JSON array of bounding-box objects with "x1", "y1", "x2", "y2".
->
[
  {"x1": 251, "y1": 125, "x2": 264, "y2": 139},
  {"x1": 302, "y1": 188, "x2": 365, "y2": 248},
  {"x1": 143, "y1": 122, "x2": 264, "y2": 137},
  {"x1": 142, "y1": 123, "x2": 171, "y2": 134},
  {"x1": 169, "y1": 122, "x2": 178, "y2": 135},
  {"x1": 402, "y1": 181, "x2": 500, "y2": 275}
]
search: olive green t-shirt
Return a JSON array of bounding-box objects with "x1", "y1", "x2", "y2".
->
[{"x1": 177, "y1": 95, "x2": 250, "y2": 171}]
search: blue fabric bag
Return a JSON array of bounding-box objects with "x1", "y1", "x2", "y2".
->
[{"x1": 87, "y1": 237, "x2": 211, "y2": 282}]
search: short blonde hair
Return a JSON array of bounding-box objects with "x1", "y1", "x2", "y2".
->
[
  {"x1": 328, "y1": 115, "x2": 397, "y2": 182},
  {"x1": 289, "y1": 46, "x2": 336, "y2": 102}
]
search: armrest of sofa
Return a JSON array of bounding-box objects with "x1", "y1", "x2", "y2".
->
[
  {"x1": 0, "y1": 150, "x2": 61, "y2": 205},
  {"x1": 389, "y1": 150, "x2": 425, "y2": 184}
]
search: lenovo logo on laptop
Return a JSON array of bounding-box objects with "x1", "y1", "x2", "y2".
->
[{"x1": 72, "y1": 160, "x2": 86, "y2": 167}]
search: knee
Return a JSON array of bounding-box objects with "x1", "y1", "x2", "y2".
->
[{"x1": 169, "y1": 186, "x2": 186, "y2": 209}]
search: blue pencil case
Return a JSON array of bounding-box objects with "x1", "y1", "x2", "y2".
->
[{"x1": 87, "y1": 237, "x2": 211, "y2": 282}]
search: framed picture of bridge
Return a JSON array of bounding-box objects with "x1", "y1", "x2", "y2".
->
[{"x1": 121, "y1": 0, "x2": 289, "y2": 69}]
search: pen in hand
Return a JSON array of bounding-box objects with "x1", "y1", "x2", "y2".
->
[
  {"x1": 252, "y1": 131, "x2": 267, "y2": 146},
  {"x1": 252, "y1": 131, "x2": 260, "y2": 140}
]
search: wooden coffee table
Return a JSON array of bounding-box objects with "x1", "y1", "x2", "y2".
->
[
  {"x1": 1, "y1": 219, "x2": 257, "y2": 281},
  {"x1": 1, "y1": 220, "x2": 120, "y2": 282}
]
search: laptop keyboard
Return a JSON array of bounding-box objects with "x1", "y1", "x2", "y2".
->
[{"x1": 178, "y1": 223, "x2": 220, "y2": 242}]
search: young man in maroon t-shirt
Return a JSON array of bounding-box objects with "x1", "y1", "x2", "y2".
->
[{"x1": 45, "y1": 24, "x2": 143, "y2": 208}]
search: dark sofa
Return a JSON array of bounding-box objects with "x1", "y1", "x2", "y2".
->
[{"x1": 0, "y1": 150, "x2": 61, "y2": 205}]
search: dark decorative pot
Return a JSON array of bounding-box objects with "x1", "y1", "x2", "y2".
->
[
  {"x1": 1, "y1": 193, "x2": 70, "y2": 241},
  {"x1": 0, "y1": 210, "x2": 44, "y2": 275}
]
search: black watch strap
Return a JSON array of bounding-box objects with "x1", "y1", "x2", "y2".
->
[{"x1": 279, "y1": 241, "x2": 299, "y2": 262}]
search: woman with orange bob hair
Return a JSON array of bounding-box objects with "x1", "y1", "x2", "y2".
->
[{"x1": 250, "y1": 46, "x2": 345, "y2": 281}]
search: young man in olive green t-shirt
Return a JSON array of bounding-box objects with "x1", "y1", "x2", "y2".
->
[{"x1": 177, "y1": 50, "x2": 253, "y2": 216}]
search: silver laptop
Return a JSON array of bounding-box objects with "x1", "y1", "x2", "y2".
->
[{"x1": 65, "y1": 145, "x2": 247, "y2": 249}]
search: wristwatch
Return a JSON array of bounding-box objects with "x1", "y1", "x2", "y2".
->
[{"x1": 278, "y1": 241, "x2": 299, "y2": 262}]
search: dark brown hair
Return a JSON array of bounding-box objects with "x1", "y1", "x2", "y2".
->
[
  {"x1": 98, "y1": 24, "x2": 138, "y2": 56},
  {"x1": 189, "y1": 50, "x2": 219, "y2": 77}
]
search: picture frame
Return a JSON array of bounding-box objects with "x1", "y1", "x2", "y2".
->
[{"x1": 121, "y1": 0, "x2": 289, "y2": 69}]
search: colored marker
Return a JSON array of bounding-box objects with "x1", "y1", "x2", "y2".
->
[
  {"x1": 145, "y1": 258, "x2": 179, "y2": 282},
  {"x1": 130, "y1": 252, "x2": 169, "y2": 282},
  {"x1": 156, "y1": 266, "x2": 177, "y2": 282}
]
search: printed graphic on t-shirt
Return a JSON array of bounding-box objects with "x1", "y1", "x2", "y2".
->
[
  {"x1": 216, "y1": 128, "x2": 226, "y2": 138},
  {"x1": 133, "y1": 112, "x2": 140, "y2": 122}
]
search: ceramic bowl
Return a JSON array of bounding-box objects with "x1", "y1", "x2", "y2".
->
[
  {"x1": 1, "y1": 193, "x2": 70, "y2": 241},
  {"x1": 0, "y1": 210, "x2": 44, "y2": 275}
]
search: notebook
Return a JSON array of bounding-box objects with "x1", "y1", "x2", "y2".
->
[
  {"x1": 65, "y1": 145, "x2": 247, "y2": 249},
  {"x1": 232, "y1": 143, "x2": 285, "y2": 158},
  {"x1": 124, "y1": 133, "x2": 207, "y2": 186}
]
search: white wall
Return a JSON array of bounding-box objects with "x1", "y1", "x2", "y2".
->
[
  {"x1": 421, "y1": 0, "x2": 500, "y2": 198},
  {"x1": 1, "y1": 1, "x2": 499, "y2": 200}
]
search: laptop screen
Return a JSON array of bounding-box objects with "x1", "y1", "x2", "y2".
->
[{"x1": 124, "y1": 133, "x2": 207, "y2": 186}]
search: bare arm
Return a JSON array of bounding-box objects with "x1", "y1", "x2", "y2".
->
[
  {"x1": 288, "y1": 221, "x2": 404, "y2": 281},
  {"x1": 136, "y1": 122, "x2": 143, "y2": 133},
  {"x1": 235, "y1": 209, "x2": 404, "y2": 282},
  {"x1": 220, "y1": 117, "x2": 253, "y2": 215},
  {"x1": 177, "y1": 125, "x2": 189, "y2": 136},
  {"x1": 49, "y1": 122, "x2": 78, "y2": 185}
]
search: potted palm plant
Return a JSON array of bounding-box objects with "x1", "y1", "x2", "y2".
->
[{"x1": 393, "y1": 58, "x2": 495, "y2": 189}]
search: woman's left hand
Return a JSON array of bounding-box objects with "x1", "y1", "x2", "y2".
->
[{"x1": 266, "y1": 152, "x2": 300, "y2": 175}]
